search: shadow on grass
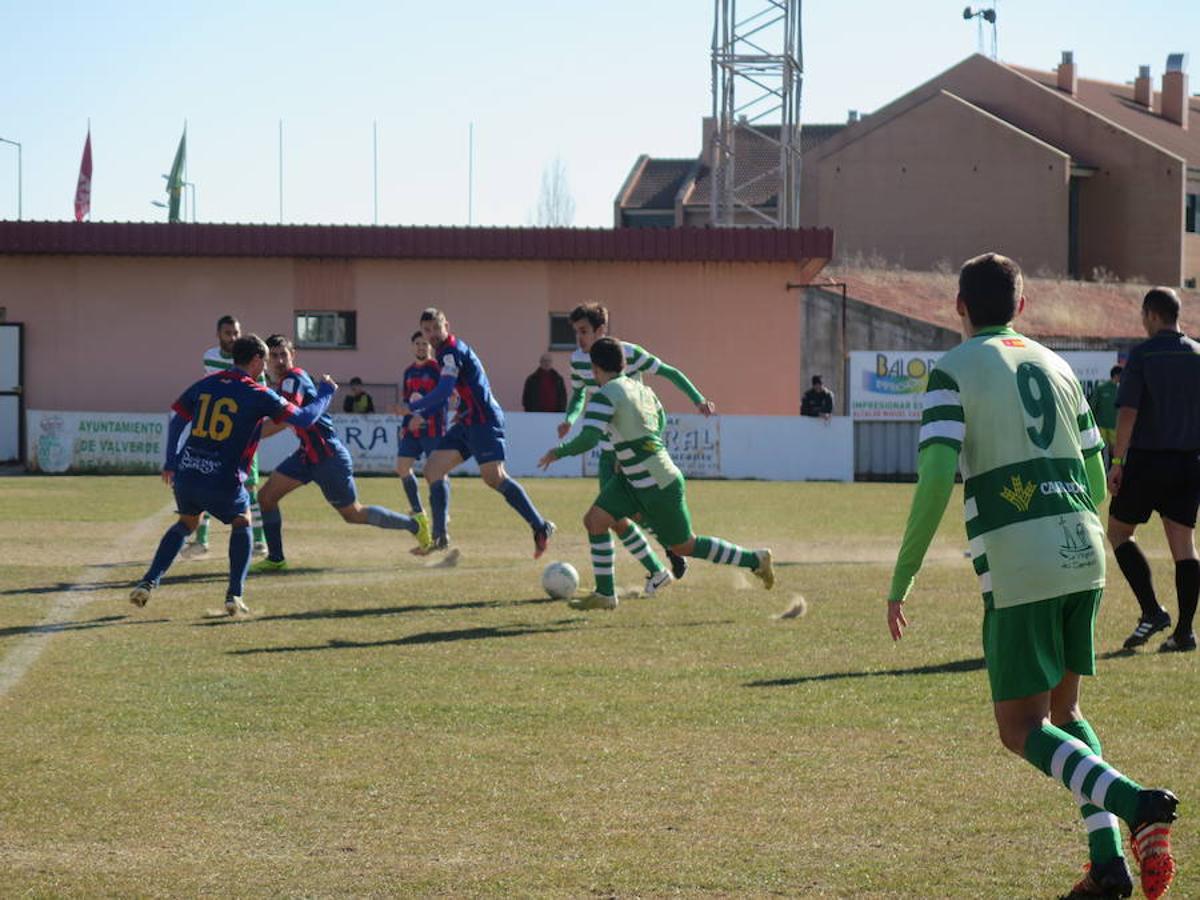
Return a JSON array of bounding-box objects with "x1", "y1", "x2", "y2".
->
[
  {"x1": 746, "y1": 656, "x2": 986, "y2": 687},
  {"x1": 0, "y1": 567, "x2": 331, "y2": 598},
  {"x1": 0, "y1": 614, "x2": 170, "y2": 638},
  {"x1": 195, "y1": 594, "x2": 560, "y2": 628},
  {"x1": 229, "y1": 620, "x2": 580, "y2": 655}
]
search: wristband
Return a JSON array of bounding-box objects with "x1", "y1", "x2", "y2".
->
[{"x1": 1110, "y1": 456, "x2": 1124, "y2": 466}]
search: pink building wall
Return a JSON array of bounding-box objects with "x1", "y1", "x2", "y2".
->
[
  {"x1": 804, "y1": 90, "x2": 1071, "y2": 273},
  {"x1": 1, "y1": 254, "x2": 808, "y2": 417},
  {"x1": 802, "y1": 54, "x2": 1186, "y2": 285}
]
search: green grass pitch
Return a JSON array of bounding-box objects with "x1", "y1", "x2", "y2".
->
[{"x1": 0, "y1": 475, "x2": 1194, "y2": 897}]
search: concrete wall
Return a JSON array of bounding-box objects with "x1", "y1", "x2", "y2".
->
[
  {"x1": 802, "y1": 286, "x2": 960, "y2": 415},
  {"x1": 0, "y1": 254, "x2": 808, "y2": 416},
  {"x1": 803, "y1": 91, "x2": 1072, "y2": 275}
]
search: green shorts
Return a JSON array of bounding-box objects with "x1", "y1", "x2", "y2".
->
[
  {"x1": 981, "y1": 589, "x2": 1101, "y2": 703},
  {"x1": 597, "y1": 449, "x2": 617, "y2": 489},
  {"x1": 595, "y1": 475, "x2": 692, "y2": 547}
]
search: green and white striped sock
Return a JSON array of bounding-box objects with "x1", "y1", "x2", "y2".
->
[
  {"x1": 195, "y1": 513, "x2": 209, "y2": 547},
  {"x1": 691, "y1": 535, "x2": 758, "y2": 569},
  {"x1": 249, "y1": 490, "x2": 264, "y2": 544},
  {"x1": 590, "y1": 532, "x2": 615, "y2": 598},
  {"x1": 1024, "y1": 723, "x2": 1141, "y2": 826},
  {"x1": 1060, "y1": 720, "x2": 1123, "y2": 864},
  {"x1": 618, "y1": 523, "x2": 665, "y2": 576}
]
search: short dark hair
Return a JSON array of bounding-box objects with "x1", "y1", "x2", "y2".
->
[
  {"x1": 1143, "y1": 287, "x2": 1181, "y2": 323},
  {"x1": 232, "y1": 334, "x2": 268, "y2": 366},
  {"x1": 216, "y1": 314, "x2": 238, "y2": 331},
  {"x1": 958, "y1": 252, "x2": 1023, "y2": 328},
  {"x1": 1110, "y1": 365, "x2": 1123, "y2": 378},
  {"x1": 590, "y1": 337, "x2": 626, "y2": 375},
  {"x1": 349, "y1": 377, "x2": 363, "y2": 386},
  {"x1": 569, "y1": 303, "x2": 608, "y2": 330},
  {"x1": 420, "y1": 307, "x2": 445, "y2": 323},
  {"x1": 410, "y1": 330, "x2": 424, "y2": 342},
  {"x1": 265, "y1": 333, "x2": 293, "y2": 352},
  {"x1": 812, "y1": 375, "x2": 823, "y2": 386}
]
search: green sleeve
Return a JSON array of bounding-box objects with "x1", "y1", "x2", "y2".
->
[
  {"x1": 887, "y1": 442, "x2": 960, "y2": 603},
  {"x1": 555, "y1": 425, "x2": 605, "y2": 459},
  {"x1": 1084, "y1": 447, "x2": 1107, "y2": 508},
  {"x1": 655, "y1": 363, "x2": 705, "y2": 405},
  {"x1": 563, "y1": 387, "x2": 586, "y2": 424}
]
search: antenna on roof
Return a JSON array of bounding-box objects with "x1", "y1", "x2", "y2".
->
[
  {"x1": 962, "y1": 3, "x2": 998, "y2": 60},
  {"x1": 710, "y1": 0, "x2": 804, "y2": 228}
]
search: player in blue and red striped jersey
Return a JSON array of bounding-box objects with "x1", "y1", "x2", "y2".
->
[
  {"x1": 129, "y1": 335, "x2": 334, "y2": 615},
  {"x1": 394, "y1": 330, "x2": 448, "y2": 526},
  {"x1": 251, "y1": 334, "x2": 431, "y2": 572},
  {"x1": 398, "y1": 307, "x2": 554, "y2": 557}
]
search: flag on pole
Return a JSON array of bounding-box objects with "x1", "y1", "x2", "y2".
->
[
  {"x1": 166, "y1": 126, "x2": 186, "y2": 223},
  {"x1": 74, "y1": 129, "x2": 92, "y2": 222}
]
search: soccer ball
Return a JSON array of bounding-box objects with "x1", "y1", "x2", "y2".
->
[{"x1": 541, "y1": 561, "x2": 580, "y2": 599}]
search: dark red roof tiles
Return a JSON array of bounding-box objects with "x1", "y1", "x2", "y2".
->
[{"x1": 0, "y1": 221, "x2": 833, "y2": 264}]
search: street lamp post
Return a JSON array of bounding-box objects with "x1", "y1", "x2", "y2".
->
[{"x1": 0, "y1": 137, "x2": 22, "y2": 220}]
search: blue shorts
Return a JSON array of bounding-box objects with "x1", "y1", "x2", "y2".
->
[
  {"x1": 275, "y1": 442, "x2": 358, "y2": 509},
  {"x1": 439, "y1": 422, "x2": 506, "y2": 464},
  {"x1": 173, "y1": 479, "x2": 250, "y2": 525},
  {"x1": 397, "y1": 433, "x2": 442, "y2": 461}
]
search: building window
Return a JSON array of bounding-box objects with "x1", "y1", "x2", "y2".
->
[
  {"x1": 1187, "y1": 193, "x2": 1198, "y2": 234},
  {"x1": 549, "y1": 313, "x2": 576, "y2": 350},
  {"x1": 295, "y1": 311, "x2": 356, "y2": 349}
]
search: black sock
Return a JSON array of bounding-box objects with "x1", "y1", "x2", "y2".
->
[
  {"x1": 1174, "y1": 559, "x2": 1199, "y2": 636},
  {"x1": 1114, "y1": 541, "x2": 1162, "y2": 619}
]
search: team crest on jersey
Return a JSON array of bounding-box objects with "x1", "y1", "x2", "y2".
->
[
  {"x1": 999, "y1": 474, "x2": 1036, "y2": 512},
  {"x1": 1057, "y1": 517, "x2": 1097, "y2": 568},
  {"x1": 1001, "y1": 338, "x2": 1025, "y2": 347}
]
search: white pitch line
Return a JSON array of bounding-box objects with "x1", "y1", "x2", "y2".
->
[{"x1": 0, "y1": 502, "x2": 174, "y2": 700}]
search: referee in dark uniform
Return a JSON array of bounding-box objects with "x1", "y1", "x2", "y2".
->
[{"x1": 1107, "y1": 287, "x2": 1200, "y2": 652}]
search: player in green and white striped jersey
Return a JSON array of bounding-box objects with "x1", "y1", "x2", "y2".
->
[
  {"x1": 558, "y1": 303, "x2": 716, "y2": 593},
  {"x1": 180, "y1": 315, "x2": 269, "y2": 559},
  {"x1": 885, "y1": 254, "x2": 1177, "y2": 900},
  {"x1": 539, "y1": 337, "x2": 771, "y2": 610}
]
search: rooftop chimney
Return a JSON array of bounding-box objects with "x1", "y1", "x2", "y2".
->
[
  {"x1": 1135, "y1": 65, "x2": 1153, "y2": 109},
  {"x1": 1057, "y1": 51, "x2": 1077, "y2": 96},
  {"x1": 847, "y1": 110, "x2": 859, "y2": 124},
  {"x1": 1163, "y1": 53, "x2": 1189, "y2": 128}
]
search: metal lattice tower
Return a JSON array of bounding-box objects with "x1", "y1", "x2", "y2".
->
[{"x1": 710, "y1": 0, "x2": 804, "y2": 227}]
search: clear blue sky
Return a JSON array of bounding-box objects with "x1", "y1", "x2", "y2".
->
[{"x1": 1, "y1": 1, "x2": 1196, "y2": 228}]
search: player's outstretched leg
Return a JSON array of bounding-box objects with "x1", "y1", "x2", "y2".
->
[
  {"x1": 131, "y1": 521, "x2": 191, "y2": 606},
  {"x1": 252, "y1": 507, "x2": 289, "y2": 572},
  {"x1": 570, "y1": 531, "x2": 617, "y2": 611},
  {"x1": 1023, "y1": 723, "x2": 1178, "y2": 899},
  {"x1": 1057, "y1": 720, "x2": 1132, "y2": 899},
  {"x1": 495, "y1": 475, "x2": 553, "y2": 557},
  {"x1": 226, "y1": 522, "x2": 253, "y2": 616},
  {"x1": 422, "y1": 479, "x2": 448, "y2": 549},
  {"x1": 687, "y1": 536, "x2": 774, "y2": 589},
  {"x1": 616, "y1": 521, "x2": 671, "y2": 596},
  {"x1": 335, "y1": 502, "x2": 432, "y2": 552},
  {"x1": 400, "y1": 473, "x2": 423, "y2": 513}
]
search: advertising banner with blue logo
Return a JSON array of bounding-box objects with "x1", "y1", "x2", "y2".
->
[
  {"x1": 849, "y1": 351, "x2": 943, "y2": 420},
  {"x1": 849, "y1": 350, "x2": 1117, "y2": 421}
]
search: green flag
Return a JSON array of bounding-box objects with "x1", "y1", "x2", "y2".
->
[{"x1": 166, "y1": 127, "x2": 186, "y2": 222}]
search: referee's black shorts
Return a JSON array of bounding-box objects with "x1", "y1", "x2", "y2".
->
[{"x1": 1110, "y1": 448, "x2": 1200, "y2": 528}]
